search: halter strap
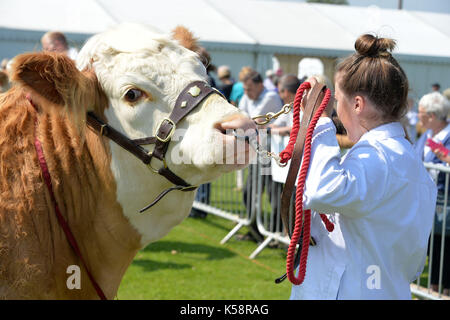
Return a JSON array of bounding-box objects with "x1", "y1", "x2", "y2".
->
[
  {"x1": 86, "y1": 81, "x2": 220, "y2": 212},
  {"x1": 28, "y1": 96, "x2": 107, "y2": 300}
]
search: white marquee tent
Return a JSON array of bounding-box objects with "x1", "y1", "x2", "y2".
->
[{"x1": 1, "y1": 0, "x2": 450, "y2": 99}]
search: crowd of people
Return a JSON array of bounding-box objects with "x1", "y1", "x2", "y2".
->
[
  {"x1": 1, "y1": 29, "x2": 450, "y2": 299},
  {"x1": 0, "y1": 30, "x2": 77, "y2": 93},
  {"x1": 205, "y1": 48, "x2": 450, "y2": 298}
]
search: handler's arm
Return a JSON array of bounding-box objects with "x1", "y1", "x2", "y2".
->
[{"x1": 303, "y1": 117, "x2": 389, "y2": 218}]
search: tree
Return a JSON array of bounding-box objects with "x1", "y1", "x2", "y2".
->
[{"x1": 306, "y1": 0, "x2": 349, "y2": 5}]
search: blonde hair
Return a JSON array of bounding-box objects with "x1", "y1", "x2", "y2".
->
[{"x1": 238, "y1": 66, "x2": 253, "y2": 82}]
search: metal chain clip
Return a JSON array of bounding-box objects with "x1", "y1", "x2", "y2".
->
[
  {"x1": 251, "y1": 103, "x2": 293, "y2": 125},
  {"x1": 233, "y1": 103, "x2": 293, "y2": 167}
]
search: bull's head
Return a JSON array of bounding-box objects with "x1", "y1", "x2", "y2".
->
[
  {"x1": 74, "y1": 23, "x2": 256, "y2": 244},
  {"x1": 9, "y1": 23, "x2": 256, "y2": 246}
]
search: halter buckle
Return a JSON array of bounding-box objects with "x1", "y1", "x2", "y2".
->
[{"x1": 155, "y1": 118, "x2": 176, "y2": 143}]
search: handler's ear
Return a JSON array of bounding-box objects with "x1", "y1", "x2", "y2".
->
[{"x1": 354, "y1": 95, "x2": 365, "y2": 115}]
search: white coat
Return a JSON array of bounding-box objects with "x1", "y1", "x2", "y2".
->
[{"x1": 290, "y1": 118, "x2": 437, "y2": 300}]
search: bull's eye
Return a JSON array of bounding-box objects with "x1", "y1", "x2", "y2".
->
[{"x1": 124, "y1": 89, "x2": 143, "y2": 103}]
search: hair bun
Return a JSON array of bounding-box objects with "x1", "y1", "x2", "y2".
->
[{"x1": 355, "y1": 34, "x2": 396, "y2": 58}]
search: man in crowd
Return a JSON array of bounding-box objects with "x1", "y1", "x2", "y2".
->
[
  {"x1": 41, "y1": 31, "x2": 78, "y2": 60},
  {"x1": 239, "y1": 70, "x2": 282, "y2": 119},
  {"x1": 263, "y1": 69, "x2": 277, "y2": 92},
  {"x1": 432, "y1": 83, "x2": 441, "y2": 93},
  {"x1": 269, "y1": 74, "x2": 302, "y2": 135},
  {"x1": 239, "y1": 70, "x2": 283, "y2": 242}
]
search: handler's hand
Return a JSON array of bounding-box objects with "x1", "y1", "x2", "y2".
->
[
  {"x1": 300, "y1": 77, "x2": 318, "y2": 112},
  {"x1": 302, "y1": 76, "x2": 334, "y2": 118}
]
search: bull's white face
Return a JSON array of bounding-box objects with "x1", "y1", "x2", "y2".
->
[{"x1": 77, "y1": 24, "x2": 255, "y2": 246}]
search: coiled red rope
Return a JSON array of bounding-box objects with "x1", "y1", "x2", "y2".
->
[{"x1": 279, "y1": 82, "x2": 334, "y2": 285}]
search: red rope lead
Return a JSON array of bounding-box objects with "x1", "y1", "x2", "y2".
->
[
  {"x1": 279, "y1": 82, "x2": 311, "y2": 163},
  {"x1": 320, "y1": 213, "x2": 335, "y2": 232},
  {"x1": 280, "y1": 82, "x2": 334, "y2": 285}
]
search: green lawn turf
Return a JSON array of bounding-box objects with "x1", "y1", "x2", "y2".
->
[
  {"x1": 117, "y1": 169, "x2": 433, "y2": 300},
  {"x1": 117, "y1": 214, "x2": 291, "y2": 300}
]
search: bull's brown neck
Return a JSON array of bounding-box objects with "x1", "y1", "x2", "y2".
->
[{"x1": 35, "y1": 109, "x2": 142, "y2": 299}]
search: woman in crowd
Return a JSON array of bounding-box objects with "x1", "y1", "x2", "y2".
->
[{"x1": 414, "y1": 91, "x2": 450, "y2": 295}]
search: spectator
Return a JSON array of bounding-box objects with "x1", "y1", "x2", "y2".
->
[
  {"x1": 196, "y1": 46, "x2": 216, "y2": 88},
  {"x1": 0, "y1": 70, "x2": 8, "y2": 93},
  {"x1": 229, "y1": 67, "x2": 254, "y2": 194},
  {"x1": 443, "y1": 88, "x2": 450, "y2": 101},
  {"x1": 239, "y1": 70, "x2": 282, "y2": 118},
  {"x1": 290, "y1": 34, "x2": 436, "y2": 299},
  {"x1": 239, "y1": 70, "x2": 283, "y2": 242},
  {"x1": 414, "y1": 92, "x2": 450, "y2": 160},
  {"x1": 269, "y1": 74, "x2": 302, "y2": 136},
  {"x1": 267, "y1": 74, "x2": 302, "y2": 234},
  {"x1": 0, "y1": 58, "x2": 10, "y2": 93},
  {"x1": 229, "y1": 66, "x2": 253, "y2": 107},
  {"x1": 263, "y1": 69, "x2": 277, "y2": 92},
  {"x1": 189, "y1": 46, "x2": 216, "y2": 218},
  {"x1": 1, "y1": 58, "x2": 8, "y2": 71},
  {"x1": 41, "y1": 31, "x2": 78, "y2": 60},
  {"x1": 400, "y1": 97, "x2": 419, "y2": 143},
  {"x1": 414, "y1": 91, "x2": 450, "y2": 295},
  {"x1": 432, "y1": 83, "x2": 441, "y2": 93},
  {"x1": 217, "y1": 65, "x2": 234, "y2": 102}
]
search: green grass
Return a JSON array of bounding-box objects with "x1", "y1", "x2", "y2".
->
[
  {"x1": 117, "y1": 169, "x2": 290, "y2": 300},
  {"x1": 117, "y1": 214, "x2": 291, "y2": 300},
  {"x1": 116, "y1": 169, "x2": 435, "y2": 300}
]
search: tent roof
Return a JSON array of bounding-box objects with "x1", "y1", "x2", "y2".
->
[{"x1": 1, "y1": 0, "x2": 450, "y2": 62}]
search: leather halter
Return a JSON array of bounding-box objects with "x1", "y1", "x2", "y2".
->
[{"x1": 86, "y1": 81, "x2": 221, "y2": 213}]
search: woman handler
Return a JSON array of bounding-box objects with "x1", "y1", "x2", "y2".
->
[{"x1": 290, "y1": 34, "x2": 437, "y2": 299}]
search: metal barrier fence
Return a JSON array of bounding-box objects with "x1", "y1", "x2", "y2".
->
[
  {"x1": 192, "y1": 148, "x2": 450, "y2": 300},
  {"x1": 192, "y1": 165, "x2": 254, "y2": 245},
  {"x1": 411, "y1": 162, "x2": 450, "y2": 300}
]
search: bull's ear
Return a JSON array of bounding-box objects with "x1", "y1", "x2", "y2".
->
[
  {"x1": 10, "y1": 52, "x2": 82, "y2": 106},
  {"x1": 171, "y1": 25, "x2": 199, "y2": 52}
]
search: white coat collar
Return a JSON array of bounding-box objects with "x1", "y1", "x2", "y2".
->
[{"x1": 359, "y1": 121, "x2": 405, "y2": 143}]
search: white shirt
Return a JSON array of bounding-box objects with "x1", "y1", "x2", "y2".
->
[
  {"x1": 238, "y1": 88, "x2": 282, "y2": 119},
  {"x1": 405, "y1": 111, "x2": 418, "y2": 143},
  {"x1": 272, "y1": 110, "x2": 293, "y2": 127},
  {"x1": 290, "y1": 118, "x2": 437, "y2": 300},
  {"x1": 68, "y1": 47, "x2": 78, "y2": 60}
]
